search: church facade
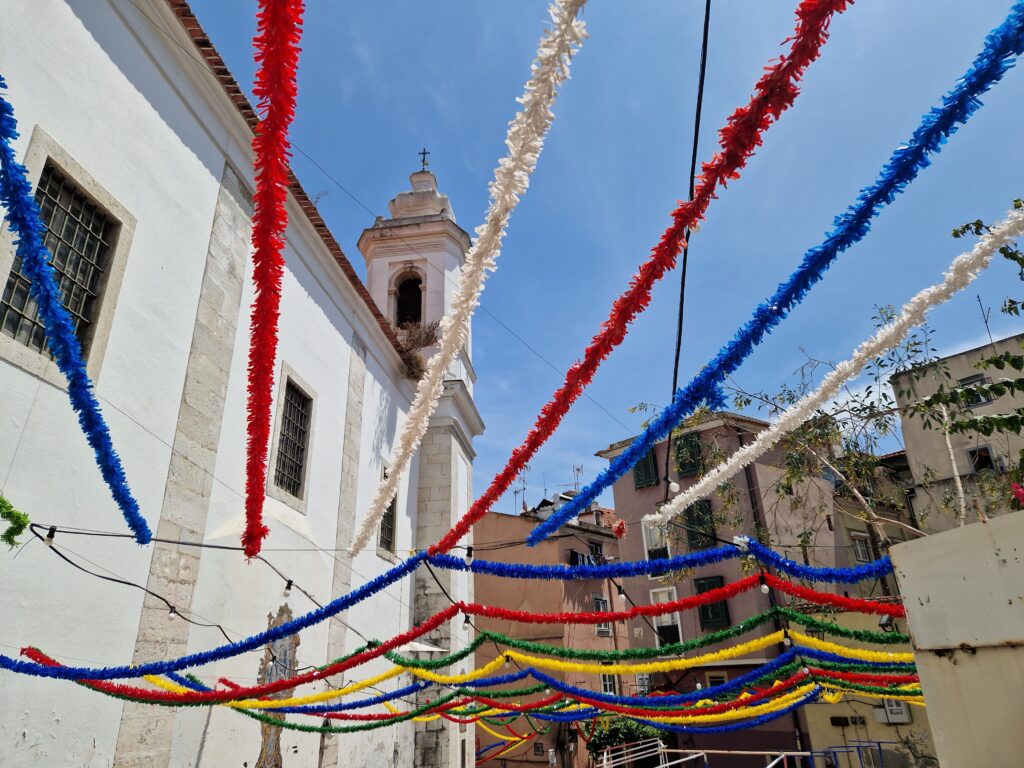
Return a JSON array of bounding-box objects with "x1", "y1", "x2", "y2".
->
[{"x1": 0, "y1": 2, "x2": 480, "y2": 767}]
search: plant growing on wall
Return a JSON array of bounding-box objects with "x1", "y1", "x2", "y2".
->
[{"x1": 585, "y1": 717, "x2": 664, "y2": 755}]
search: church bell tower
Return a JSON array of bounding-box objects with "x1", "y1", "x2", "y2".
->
[{"x1": 358, "y1": 158, "x2": 484, "y2": 768}]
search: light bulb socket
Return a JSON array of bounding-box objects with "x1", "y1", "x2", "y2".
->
[
  {"x1": 45, "y1": 526, "x2": 57, "y2": 546},
  {"x1": 465, "y1": 546, "x2": 473, "y2": 562},
  {"x1": 283, "y1": 579, "x2": 293, "y2": 598},
  {"x1": 168, "y1": 606, "x2": 177, "y2": 617}
]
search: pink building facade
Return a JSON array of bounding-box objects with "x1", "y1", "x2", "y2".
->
[
  {"x1": 473, "y1": 503, "x2": 629, "y2": 768},
  {"x1": 596, "y1": 413, "x2": 839, "y2": 765}
]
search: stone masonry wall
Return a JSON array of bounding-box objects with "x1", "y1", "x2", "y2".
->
[
  {"x1": 112, "y1": 165, "x2": 250, "y2": 768},
  {"x1": 317, "y1": 339, "x2": 365, "y2": 768}
]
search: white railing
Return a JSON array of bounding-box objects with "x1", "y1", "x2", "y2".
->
[{"x1": 597, "y1": 739, "x2": 665, "y2": 768}]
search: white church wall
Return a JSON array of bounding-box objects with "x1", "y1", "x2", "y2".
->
[
  {"x1": 0, "y1": 0, "x2": 426, "y2": 766},
  {"x1": 0, "y1": 0, "x2": 234, "y2": 764}
]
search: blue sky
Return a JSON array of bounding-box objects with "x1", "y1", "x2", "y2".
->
[{"x1": 188, "y1": 0, "x2": 1023, "y2": 510}]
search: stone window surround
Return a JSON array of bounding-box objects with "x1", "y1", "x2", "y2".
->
[
  {"x1": 0, "y1": 126, "x2": 135, "y2": 387},
  {"x1": 267, "y1": 361, "x2": 317, "y2": 515}
]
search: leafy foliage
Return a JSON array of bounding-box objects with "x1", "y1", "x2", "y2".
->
[
  {"x1": 585, "y1": 716, "x2": 664, "y2": 754},
  {"x1": 0, "y1": 493, "x2": 29, "y2": 549}
]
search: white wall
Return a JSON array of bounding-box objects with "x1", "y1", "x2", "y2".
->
[{"x1": 0, "y1": 0, "x2": 421, "y2": 765}]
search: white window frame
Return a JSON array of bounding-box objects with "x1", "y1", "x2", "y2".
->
[
  {"x1": 650, "y1": 587, "x2": 682, "y2": 648},
  {"x1": 635, "y1": 672, "x2": 651, "y2": 695},
  {"x1": 600, "y1": 662, "x2": 617, "y2": 695},
  {"x1": 0, "y1": 126, "x2": 135, "y2": 386},
  {"x1": 850, "y1": 533, "x2": 871, "y2": 564},
  {"x1": 642, "y1": 522, "x2": 670, "y2": 568},
  {"x1": 594, "y1": 595, "x2": 611, "y2": 637}
]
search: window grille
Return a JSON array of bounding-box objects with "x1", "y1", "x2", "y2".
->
[
  {"x1": 1, "y1": 163, "x2": 114, "y2": 354},
  {"x1": 379, "y1": 468, "x2": 397, "y2": 553},
  {"x1": 273, "y1": 380, "x2": 312, "y2": 498}
]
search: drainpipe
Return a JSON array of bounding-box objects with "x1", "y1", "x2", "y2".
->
[{"x1": 731, "y1": 426, "x2": 809, "y2": 760}]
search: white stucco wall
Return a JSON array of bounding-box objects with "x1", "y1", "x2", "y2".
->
[{"x1": 0, "y1": 1, "x2": 424, "y2": 766}]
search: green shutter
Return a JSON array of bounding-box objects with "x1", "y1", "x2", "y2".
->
[
  {"x1": 675, "y1": 433, "x2": 702, "y2": 477},
  {"x1": 695, "y1": 576, "x2": 730, "y2": 630},
  {"x1": 632, "y1": 447, "x2": 659, "y2": 489},
  {"x1": 684, "y1": 499, "x2": 715, "y2": 550}
]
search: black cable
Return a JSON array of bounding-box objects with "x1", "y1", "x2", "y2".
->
[
  {"x1": 123, "y1": 0, "x2": 631, "y2": 436},
  {"x1": 27, "y1": 522, "x2": 371, "y2": 645},
  {"x1": 663, "y1": 0, "x2": 713, "y2": 499},
  {"x1": 28, "y1": 525, "x2": 234, "y2": 645}
]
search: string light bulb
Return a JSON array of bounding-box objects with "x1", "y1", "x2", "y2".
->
[
  {"x1": 168, "y1": 606, "x2": 177, "y2": 617},
  {"x1": 283, "y1": 579, "x2": 293, "y2": 598},
  {"x1": 695, "y1": 682, "x2": 702, "y2": 690},
  {"x1": 616, "y1": 584, "x2": 627, "y2": 601},
  {"x1": 668, "y1": 481, "x2": 680, "y2": 494},
  {"x1": 465, "y1": 546, "x2": 474, "y2": 563},
  {"x1": 463, "y1": 614, "x2": 471, "y2": 628},
  {"x1": 45, "y1": 526, "x2": 56, "y2": 546}
]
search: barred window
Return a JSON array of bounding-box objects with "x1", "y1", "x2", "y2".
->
[
  {"x1": 273, "y1": 380, "x2": 312, "y2": 498},
  {"x1": 379, "y1": 468, "x2": 397, "y2": 554},
  {"x1": 1, "y1": 163, "x2": 115, "y2": 355}
]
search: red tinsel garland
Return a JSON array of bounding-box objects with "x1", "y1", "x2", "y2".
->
[
  {"x1": 21, "y1": 575, "x2": 903, "y2": 705},
  {"x1": 23, "y1": 605, "x2": 459, "y2": 705},
  {"x1": 566, "y1": 671, "x2": 809, "y2": 718},
  {"x1": 463, "y1": 574, "x2": 762, "y2": 624},
  {"x1": 243, "y1": 0, "x2": 306, "y2": 558},
  {"x1": 764, "y1": 573, "x2": 906, "y2": 617},
  {"x1": 810, "y1": 668, "x2": 919, "y2": 686},
  {"x1": 431, "y1": 0, "x2": 851, "y2": 556}
]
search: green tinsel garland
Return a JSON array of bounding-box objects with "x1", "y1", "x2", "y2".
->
[{"x1": 0, "y1": 493, "x2": 29, "y2": 548}]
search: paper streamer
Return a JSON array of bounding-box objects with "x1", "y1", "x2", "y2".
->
[
  {"x1": 434, "y1": 0, "x2": 852, "y2": 556},
  {"x1": 527, "y1": 0, "x2": 1024, "y2": 544},
  {"x1": 244, "y1": 0, "x2": 306, "y2": 557},
  {"x1": 349, "y1": 0, "x2": 589, "y2": 555},
  {"x1": 0, "y1": 77, "x2": 151, "y2": 543},
  {"x1": 648, "y1": 203, "x2": 1024, "y2": 524}
]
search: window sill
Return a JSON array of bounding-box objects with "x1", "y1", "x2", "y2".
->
[{"x1": 376, "y1": 548, "x2": 400, "y2": 565}]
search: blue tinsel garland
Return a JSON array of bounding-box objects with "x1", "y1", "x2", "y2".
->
[
  {"x1": 429, "y1": 540, "x2": 893, "y2": 583},
  {"x1": 743, "y1": 539, "x2": 894, "y2": 583},
  {"x1": 0, "y1": 551, "x2": 427, "y2": 680},
  {"x1": 0, "y1": 77, "x2": 151, "y2": 544},
  {"x1": 633, "y1": 687, "x2": 822, "y2": 734},
  {"x1": 527, "y1": 0, "x2": 1024, "y2": 546},
  {"x1": 527, "y1": 651, "x2": 799, "y2": 708}
]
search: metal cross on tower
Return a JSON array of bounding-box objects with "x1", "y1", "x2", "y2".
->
[{"x1": 419, "y1": 147, "x2": 430, "y2": 171}]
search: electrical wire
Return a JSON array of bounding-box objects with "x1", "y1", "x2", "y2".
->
[
  {"x1": 122, "y1": 0, "x2": 632, "y2": 439},
  {"x1": 662, "y1": 0, "x2": 712, "y2": 498}
]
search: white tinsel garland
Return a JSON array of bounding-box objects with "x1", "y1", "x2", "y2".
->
[
  {"x1": 350, "y1": 0, "x2": 589, "y2": 554},
  {"x1": 644, "y1": 203, "x2": 1024, "y2": 527}
]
